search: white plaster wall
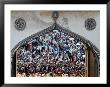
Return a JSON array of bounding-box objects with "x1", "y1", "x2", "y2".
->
[{"x1": 11, "y1": 11, "x2": 100, "y2": 50}]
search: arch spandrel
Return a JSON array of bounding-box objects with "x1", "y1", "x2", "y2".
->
[{"x1": 11, "y1": 23, "x2": 100, "y2": 77}]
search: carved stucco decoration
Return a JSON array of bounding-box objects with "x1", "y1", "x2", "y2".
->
[
  {"x1": 15, "y1": 18, "x2": 26, "y2": 31},
  {"x1": 85, "y1": 18, "x2": 96, "y2": 30}
]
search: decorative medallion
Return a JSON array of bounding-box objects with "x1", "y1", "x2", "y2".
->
[
  {"x1": 15, "y1": 18, "x2": 26, "y2": 31},
  {"x1": 85, "y1": 18, "x2": 96, "y2": 30}
]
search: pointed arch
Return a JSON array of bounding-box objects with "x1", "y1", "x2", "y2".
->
[{"x1": 11, "y1": 23, "x2": 100, "y2": 77}]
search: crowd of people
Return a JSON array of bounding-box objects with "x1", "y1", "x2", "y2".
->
[{"x1": 16, "y1": 29, "x2": 87, "y2": 77}]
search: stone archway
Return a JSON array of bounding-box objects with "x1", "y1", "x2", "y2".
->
[{"x1": 11, "y1": 23, "x2": 100, "y2": 77}]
